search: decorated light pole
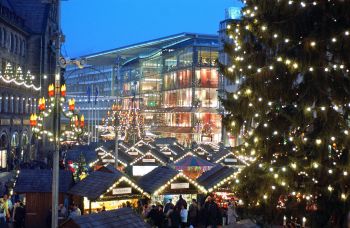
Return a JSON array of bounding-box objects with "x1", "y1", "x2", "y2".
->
[{"x1": 30, "y1": 83, "x2": 84, "y2": 227}]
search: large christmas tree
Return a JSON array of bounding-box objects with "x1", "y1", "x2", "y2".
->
[{"x1": 220, "y1": 1, "x2": 350, "y2": 226}]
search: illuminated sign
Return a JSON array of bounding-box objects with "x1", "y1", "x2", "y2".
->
[
  {"x1": 224, "y1": 158, "x2": 237, "y2": 163},
  {"x1": 112, "y1": 187, "x2": 132, "y2": 195},
  {"x1": 142, "y1": 158, "x2": 155, "y2": 163},
  {"x1": 171, "y1": 183, "x2": 189, "y2": 189},
  {"x1": 102, "y1": 159, "x2": 115, "y2": 163}
]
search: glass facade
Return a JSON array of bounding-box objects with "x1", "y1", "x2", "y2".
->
[{"x1": 66, "y1": 33, "x2": 222, "y2": 145}]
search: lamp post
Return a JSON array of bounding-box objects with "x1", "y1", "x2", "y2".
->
[
  {"x1": 114, "y1": 109, "x2": 119, "y2": 169},
  {"x1": 52, "y1": 0, "x2": 62, "y2": 227}
]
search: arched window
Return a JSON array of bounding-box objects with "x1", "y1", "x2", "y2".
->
[
  {"x1": 24, "y1": 98, "x2": 28, "y2": 114},
  {"x1": 0, "y1": 95, "x2": 2, "y2": 113},
  {"x1": 14, "y1": 35, "x2": 18, "y2": 54},
  {"x1": 11, "y1": 132, "x2": 19, "y2": 149},
  {"x1": 10, "y1": 96, "x2": 14, "y2": 113},
  {"x1": 3, "y1": 96, "x2": 8, "y2": 113},
  {"x1": 22, "y1": 40, "x2": 26, "y2": 57},
  {"x1": 15, "y1": 97, "x2": 19, "y2": 114},
  {"x1": 10, "y1": 33, "x2": 14, "y2": 52},
  {"x1": 0, "y1": 28, "x2": 3, "y2": 47}
]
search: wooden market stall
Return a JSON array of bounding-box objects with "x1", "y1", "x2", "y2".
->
[
  {"x1": 138, "y1": 166, "x2": 207, "y2": 205},
  {"x1": 68, "y1": 169, "x2": 148, "y2": 214},
  {"x1": 160, "y1": 144, "x2": 186, "y2": 161},
  {"x1": 173, "y1": 152, "x2": 215, "y2": 179},
  {"x1": 130, "y1": 145, "x2": 170, "y2": 177},
  {"x1": 14, "y1": 169, "x2": 74, "y2": 228},
  {"x1": 89, "y1": 147, "x2": 133, "y2": 171},
  {"x1": 60, "y1": 207, "x2": 149, "y2": 228},
  {"x1": 211, "y1": 148, "x2": 248, "y2": 168},
  {"x1": 197, "y1": 164, "x2": 238, "y2": 208}
]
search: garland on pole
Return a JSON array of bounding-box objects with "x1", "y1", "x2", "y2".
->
[{"x1": 30, "y1": 83, "x2": 84, "y2": 142}]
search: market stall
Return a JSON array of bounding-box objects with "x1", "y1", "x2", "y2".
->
[
  {"x1": 14, "y1": 169, "x2": 74, "y2": 228},
  {"x1": 197, "y1": 164, "x2": 238, "y2": 208},
  {"x1": 138, "y1": 166, "x2": 207, "y2": 205},
  {"x1": 68, "y1": 169, "x2": 148, "y2": 214},
  {"x1": 173, "y1": 152, "x2": 215, "y2": 179},
  {"x1": 130, "y1": 145, "x2": 169, "y2": 176},
  {"x1": 211, "y1": 148, "x2": 248, "y2": 168}
]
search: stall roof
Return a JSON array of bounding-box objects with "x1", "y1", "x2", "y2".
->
[
  {"x1": 68, "y1": 170, "x2": 124, "y2": 200},
  {"x1": 14, "y1": 169, "x2": 73, "y2": 193},
  {"x1": 211, "y1": 148, "x2": 249, "y2": 166},
  {"x1": 196, "y1": 144, "x2": 216, "y2": 155},
  {"x1": 61, "y1": 207, "x2": 150, "y2": 228},
  {"x1": 154, "y1": 137, "x2": 178, "y2": 145},
  {"x1": 197, "y1": 165, "x2": 236, "y2": 191},
  {"x1": 65, "y1": 146, "x2": 98, "y2": 165},
  {"x1": 174, "y1": 153, "x2": 214, "y2": 168},
  {"x1": 138, "y1": 166, "x2": 178, "y2": 194},
  {"x1": 167, "y1": 145, "x2": 186, "y2": 156}
]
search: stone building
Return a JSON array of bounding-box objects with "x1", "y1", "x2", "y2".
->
[{"x1": 0, "y1": 0, "x2": 57, "y2": 170}]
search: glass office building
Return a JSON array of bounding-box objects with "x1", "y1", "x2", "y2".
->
[{"x1": 65, "y1": 33, "x2": 221, "y2": 145}]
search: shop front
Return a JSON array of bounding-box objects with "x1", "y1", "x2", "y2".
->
[
  {"x1": 68, "y1": 169, "x2": 148, "y2": 214},
  {"x1": 138, "y1": 166, "x2": 207, "y2": 205},
  {"x1": 197, "y1": 164, "x2": 238, "y2": 208},
  {"x1": 130, "y1": 148, "x2": 169, "y2": 177}
]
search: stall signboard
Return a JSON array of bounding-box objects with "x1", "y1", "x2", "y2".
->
[
  {"x1": 128, "y1": 151, "x2": 138, "y2": 156},
  {"x1": 142, "y1": 158, "x2": 155, "y2": 163},
  {"x1": 102, "y1": 158, "x2": 115, "y2": 163},
  {"x1": 98, "y1": 151, "x2": 106, "y2": 156},
  {"x1": 171, "y1": 183, "x2": 189, "y2": 189},
  {"x1": 163, "y1": 151, "x2": 172, "y2": 155},
  {"x1": 112, "y1": 187, "x2": 132, "y2": 195},
  {"x1": 224, "y1": 158, "x2": 237, "y2": 163}
]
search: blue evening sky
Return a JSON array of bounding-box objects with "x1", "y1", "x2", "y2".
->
[{"x1": 62, "y1": 0, "x2": 242, "y2": 57}]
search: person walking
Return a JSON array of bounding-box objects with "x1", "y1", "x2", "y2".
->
[
  {"x1": 0, "y1": 199, "x2": 6, "y2": 228},
  {"x1": 13, "y1": 201, "x2": 25, "y2": 228},
  {"x1": 188, "y1": 199, "x2": 198, "y2": 227},
  {"x1": 170, "y1": 206, "x2": 181, "y2": 228},
  {"x1": 176, "y1": 195, "x2": 187, "y2": 210},
  {"x1": 227, "y1": 201, "x2": 238, "y2": 225},
  {"x1": 180, "y1": 205, "x2": 188, "y2": 228},
  {"x1": 204, "y1": 196, "x2": 222, "y2": 228},
  {"x1": 164, "y1": 199, "x2": 174, "y2": 214}
]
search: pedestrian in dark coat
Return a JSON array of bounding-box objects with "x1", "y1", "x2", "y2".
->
[
  {"x1": 175, "y1": 195, "x2": 187, "y2": 210},
  {"x1": 170, "y1": 206, "x2": 181, "y2": 228},
  {"x1": 188, "y1": 199, "x2": 198, "y2": 227},
  {"x1": 13, "y1": 202, "x2": 25, "y2": 228}
]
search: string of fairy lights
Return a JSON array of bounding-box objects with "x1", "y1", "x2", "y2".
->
[
  {"x1": 30, "y1": 83, "x2": 84, "y2": 142},
  {"x1": 0, "y1": 63, "x2": 40, "y2": 91},
  {"x1": 224, "y1": 0, "x2": 350, "y2": 215}
]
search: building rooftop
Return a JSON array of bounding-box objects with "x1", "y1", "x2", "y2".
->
[
  {"x1": 14, "y1": 169, "x2": 74, "y2": 193},
  {"x1": 75, "y1": 33, "x2": 218, "y2": 66},
  {"x1": 137, "y1": 166, "x2": 178, "y2": 194},
  {"x1": 197, "y1": 164, "x2": 236, "y2": 190},
  {"x1": 61, "y1": 207, "x2": 150, "y2": 228},
  {"x1": 68, "y1": 170, "x2": 124, "y2": 200}
]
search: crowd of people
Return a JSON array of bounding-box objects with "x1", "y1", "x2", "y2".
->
[
  {"x1": 0, "y1": 194, "x2": 25, "y2": 228},
  {"x1": 141, "y1": 194, "x2": 238, "y2": 228}
]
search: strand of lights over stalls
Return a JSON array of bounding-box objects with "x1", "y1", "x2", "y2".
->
[
  {"x1": 100, "y1": 176, "x2": 150, "y2": 199},
  {"x1": 153, "y1": 172, "x2": 207, "y2": 196},
  {"x1": 214, "y1": 151, "x2": 250, "y2": 166},
  {"x1": 173, "y1": 152, "x2": 196, "y2": 164},
  {"x1": 130, "y1": 151, "x2": 166, "y2": 166},
  {"x1": 207, "y1": 172, "x2": 239, "y2": 193},
  {"x1": 88, "y1": 151, "x2": 128, "y2": 167}
]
